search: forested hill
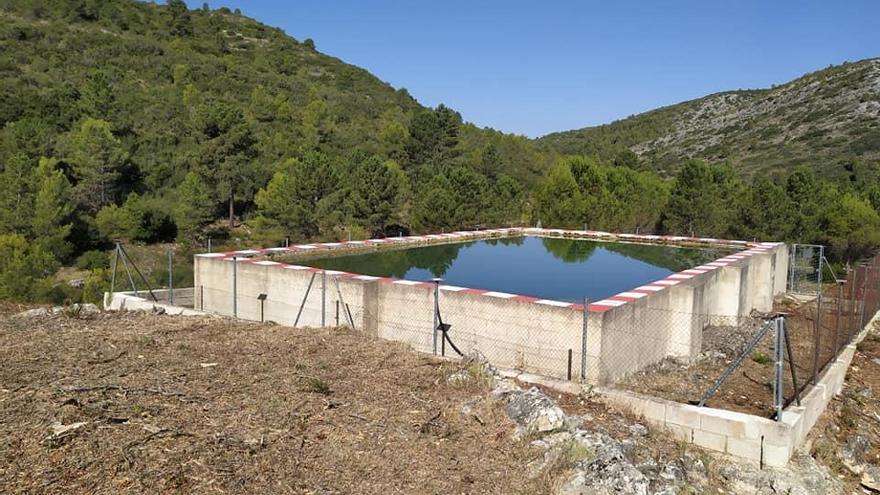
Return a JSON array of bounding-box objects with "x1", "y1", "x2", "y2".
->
[
  {"x1": 0, "y1": 0, "x2": 555, "y2": 248},
  {"x1": 539, "y1": 58, "x2": 880, "y2": 178}
]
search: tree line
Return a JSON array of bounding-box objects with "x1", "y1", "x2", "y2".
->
[{"x1": 0, "y1": 0, "x2": 879, "y2": 303}]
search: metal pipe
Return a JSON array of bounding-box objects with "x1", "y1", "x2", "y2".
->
[
  {"x1": 782, "y1": 316, "x2": 800, "y2": 406},
  {"x1": 118, "y1": 244, "x2": 158, "y2": 302},
  {"x1": 293, "y1": 272, "x2": 316, "y2": 327},
  {"x1": 699, "y1": 318, "x2": 775, "y2": 407}
]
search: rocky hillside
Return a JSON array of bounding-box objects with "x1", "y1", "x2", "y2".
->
[{"x1": 540, "y1": 59, "x2": 880, "y2": 177}]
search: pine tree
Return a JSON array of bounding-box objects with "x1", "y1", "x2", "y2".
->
[
  {"x1": 31, "y1": 158, "x2": 73, "y2": 261},
  {"x1": 349, "y1": 156, "x2": 401, "y2": 235},
  {"x1": 175, "y1": 171, "x2": 215, "y2": 244},
  {"x1": 69, "y1": 118, "x2": 127, "y2": 213},
  {"x1": 0, "y1": 152, "x2": 35, "y2": 234},
  {"x1": 254, "y1": 153, "x2": 338, "y2": 238},
  {"x1": 533, "y1": 161, "x2": 583, "y2": 229}
]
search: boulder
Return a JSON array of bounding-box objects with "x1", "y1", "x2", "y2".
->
[{"x1": 504, "y1": 386, "x2": 566, "y2": 435}]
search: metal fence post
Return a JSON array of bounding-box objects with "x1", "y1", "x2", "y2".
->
[
  {"x1": 859, "y1": 264, "x2": 871, "y2": 332},
  {"x1": 774, "y1": 316, "x2": 784, "y2": 422},
  {"x1": 168, "y1": 250, "x2": 174, "y2": 305},
  {"x1": 207, "y1": 237, "x2": 212, "y2": 253},
  {"x1": 110, "y1": 243, "x2": 119, "y2": 294},
  {"x1": 581, "y1": 298, "x2": 589, "y2": 381},
  {"x1": 834, "y1": 280, "x2": 843, "y2": 355},
  {"x1": 232, "y1": 256, "x2": 238, "y2": 318},
  {"x1": 432, "y1": 279, "x2": 441, "y2": 356},
  {"x1": 813, "y1": 251, "x2": 824, "y2": 384},
  {"x1": 321, "y1": 270, "x2": 326, "y2": 327}
]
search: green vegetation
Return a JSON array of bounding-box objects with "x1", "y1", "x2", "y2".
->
[
  {"x1": 0, "y1": 0, "x2": 878, "y2": 304},
  {"x1": 539, "y1": 59, "x2": 880, "y2": 178}
]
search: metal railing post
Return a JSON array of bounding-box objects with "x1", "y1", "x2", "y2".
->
[
  {"x1": 232, "y1": 256, "x2": 238, "y2": 318},
  {"x1": 774, "y1": 316, "x2": 784, "y2": 422},
  {"x1": 581, "y1": 298, "x2": 589, "y2": 381}
]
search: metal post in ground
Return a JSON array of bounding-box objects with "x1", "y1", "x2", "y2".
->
[
  {"x1": 207, "y1": 237, "x2": 212, "y2": 253},
  {"x1": 432, "y1": 278, "x2": 442, "y2": 355},
  {"x1": 850, "y1": 268, "x2": 859, "y2": 340},
  {"x1": 110, "y1": 243, "x2": 119, "y2": 294},
  {"x1": 781, "y1": 315, "x2": 801, "y2": 406},
  {"x1": 774, "y1": 316, "x2": 784, "y2": 422},
  {"x1": 859, "y1": 264, "x2": 871, "y2": 332},
  {"x1": 321, "y1": 270, "x2": 326, "y2": 327},
  {"x1": 232, "y1": 257, "x2": 238, "y2": 318},
  {"x1": 834, "y1": 280, "x2": 844, "y2": 355},
  {"x1": 168, "y1": 250, "x2": 174, "y2": 305},
  {"x1": 581, "y1": 298, "x2": 589, "y2": 381},
  {"x1": 813, "y1": 251, "x2": 824, "y2": 384}
]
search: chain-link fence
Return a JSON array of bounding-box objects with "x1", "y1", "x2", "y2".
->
[
  {"x1": 616, "y1": 250, "x2": 880, "y2": 420},
  {"x1": 787, "y1": 244, "x2": 824, "y2": 295}
]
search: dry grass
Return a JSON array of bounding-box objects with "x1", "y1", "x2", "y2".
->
[{"x1": 0, "y1": 310, "x2": 550, "y2": 494}]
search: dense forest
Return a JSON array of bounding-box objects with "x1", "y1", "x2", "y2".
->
[{"x1": 0, "y1": 0, "x2": 878, "y2": 303}]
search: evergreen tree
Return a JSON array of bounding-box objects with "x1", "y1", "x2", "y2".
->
[
  {"x1": 412, "y1": 175, "x2": 457, "y2": 232},
  {"x1": 731, "y1": 177, "x2": 795, "y2": 241},
  {"x1": 661, "y1": 161, "x2": 740, "y2": 237},
  {"x1": 254, "y1": 153, "x2": 338, "y2": 239},
  {"x1": 349, "y1": 156, "x2": 401, "y2": 235},
  {"x1": 0, "y1": 152, "x2": 35, "y2": 234},
  {"x1": 0, "y1": 234, "x2": 57, "y2": 301},
  {"x1": 405, "y1": 104, "x2": 461, "y2": 170},
  {"x1": 167, "y1": 0, "x2": 192, "y2": 37},
  {"x1": 175, "y1": 171, "x2": 214, "y2": 244},
  {"x1": 31, "y1": 158, "x2": 73, "y2": 260},
  {"x1": 69, "y1": 118, "x2": 126, "y2": 212},
  {"x1": 533, "y1": 161, "x2": 583, "y2": 229},
  {"x1": 192, "y1": 101, "x2": 259, "y2": 228}
]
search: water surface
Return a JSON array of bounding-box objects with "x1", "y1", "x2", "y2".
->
[{"x1": 304, "y1": 236, "x2": 729, "y2": 302}]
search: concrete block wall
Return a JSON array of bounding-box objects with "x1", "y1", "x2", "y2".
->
[
  {"x1": 193, "y1": 229, "x2": 787, "y2": 383},
  {"x1": 598, "y1": 309, "x2": 880, "y2": 467}
]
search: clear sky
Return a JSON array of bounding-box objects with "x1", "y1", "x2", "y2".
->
[{"x1": 186, "y1": 1, "x2": 879, "y2": 137}]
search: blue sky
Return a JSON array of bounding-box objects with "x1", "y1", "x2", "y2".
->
[{"x1": 187, "y1": 1, "x2": 879, "y2": 137}]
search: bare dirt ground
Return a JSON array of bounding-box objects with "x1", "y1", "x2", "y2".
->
[
  {"x1": 617, "y1": 296, "x2": 849, "y2": 418},
  {"x1": 0, "y1": 309, "x2": 553, "y2": 494}
]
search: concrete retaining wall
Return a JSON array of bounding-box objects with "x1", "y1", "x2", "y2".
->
[
  {"x1": 597, "y1": 309, "x2": 878, "y2": 467},
  {"x1": 193, "y1": 229, "x2": 787, "y2": 384}
]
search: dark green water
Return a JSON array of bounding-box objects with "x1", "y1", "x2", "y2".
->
[{"x1": 304, "y1": 236, "x2": 729, "y2": 302}]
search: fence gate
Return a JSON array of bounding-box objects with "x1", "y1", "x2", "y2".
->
[{"x1": 788, "y1": 244, "x2": 824, "y2": 296}]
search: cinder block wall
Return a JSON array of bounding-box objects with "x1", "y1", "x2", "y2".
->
[{"x1": 194, "y1": 239, "x2": 787, "y2": 384}]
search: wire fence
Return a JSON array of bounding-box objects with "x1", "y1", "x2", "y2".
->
[
  {"x1": 616, "y1": 251, "x2": 880, "y2": 420},
  {"x1": 181, "y1": 242, "x2": 880, "y2": 420}
]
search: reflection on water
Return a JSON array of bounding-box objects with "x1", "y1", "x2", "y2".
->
[{"x1": 304, "y1": 236, "x2": 731, "y2": 302}]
